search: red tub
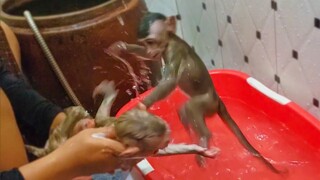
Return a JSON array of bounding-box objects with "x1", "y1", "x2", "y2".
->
[{"x1": 116, "y1": 69, "x2": 320, "y2": 180}]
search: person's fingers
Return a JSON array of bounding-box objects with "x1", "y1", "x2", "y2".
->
[
  {"x1": 89, "y1": 127, "x2": 126, "y2": 153},
  {"x1": 102, "y1": 138, "x2": 126, "y2": 153}
]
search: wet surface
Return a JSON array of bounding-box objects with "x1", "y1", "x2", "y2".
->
[{"x1": 144, "y1": 94, "x2": 320, "y2": 180}]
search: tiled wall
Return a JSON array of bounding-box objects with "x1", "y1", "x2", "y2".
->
[{"x1": 143, "y1": 0, "x2": 320, "y2": 120}]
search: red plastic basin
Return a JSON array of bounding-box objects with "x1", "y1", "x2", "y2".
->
[{"x1": 116, "y1": 69, "x2": 320, "y2": 180}]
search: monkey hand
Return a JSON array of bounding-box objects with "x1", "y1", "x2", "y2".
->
[
  {"x1": 92, "y1": 80, "x2": 118, "y2": 100},
  {"x1": 198, "y1": 147, "x2": 220, "y2": 158},
  {"x1": 136, "y1": 102, "x2": 147, "y2": 110},
  {"x1": 104, "y1": 41, "x2": 127, "y2": 57}
]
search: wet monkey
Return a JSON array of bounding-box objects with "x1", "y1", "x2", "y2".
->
[{"x1": 106, "y1": 12, "x2": 283, "y2": 173}]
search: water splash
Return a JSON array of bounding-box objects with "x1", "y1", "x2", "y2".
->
[
  {"x1": 117, "y1": 15, "x2": 125, "y2": 26},
  {"x1": 255, "y1": 134, "x2": 268, "y2": 141},
  {"x1": 104, "y1": 49, "x2": 141, "y2": 97},
  {"x1": 121, "y1": 0, "x2": 128, "y2": 9}
]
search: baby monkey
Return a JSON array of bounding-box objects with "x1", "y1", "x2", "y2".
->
[
  {"x1": 26, "y1": 80, "x2": 219, "y2": 162},
  {"x1": 106, "y1": 12, "x2": 283, "y2": 173}
]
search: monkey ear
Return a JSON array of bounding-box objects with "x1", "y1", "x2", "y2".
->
[
  {"x1": 165, "y1": 16, "x2": 177, "y2": 33},
  {"x1": 119, "y1": 147, "x2": 141, "y2": 157}
]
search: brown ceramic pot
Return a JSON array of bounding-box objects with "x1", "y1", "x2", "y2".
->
[{"x1": 0, "y1": 0, "x2": 161, "y2": 115}]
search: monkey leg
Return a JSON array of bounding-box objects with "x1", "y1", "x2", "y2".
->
[
  {"x1": 180, "y1": 93, "x2": 219, "y2": 145},
  {"x1": 179, "y1": 93, "x2": 218, "y2": 166}
]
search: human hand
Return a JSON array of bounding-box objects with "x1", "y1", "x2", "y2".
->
[{"x1": 51, "y1": 127, "x2": 126, "y2": 177}]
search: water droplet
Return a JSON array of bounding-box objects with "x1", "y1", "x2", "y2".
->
[
  {"x1": 255, "y1": 134, "x2": 268, "y2": 141},
  {"x1": 117, "y1": 16, "x2": 125, "y2": 26},
  {"x1": 126, "y1": 89, "x2": 132, "y2": 96},
  {"x1": 250, "y1": 167, "x2": 256, "y2": 172}
]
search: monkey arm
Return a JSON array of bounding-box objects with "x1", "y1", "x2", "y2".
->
[
  {"x1": 142, "y1": 60, "x2": 180, "y2": 108},
  {"x1": 155, "y1": 143, "x2": 220, "y2": 158},
  {"x1": 106, "y1": 41, "x2": 154, "y2": 60},
  {"x1": 142, "y1": 78, "x2": 176, "y2": 108},
  {"x1": 125, "y1": 43, "x2": 157, "y2": 61},
  {"x1": 124, "y1": 43, "x2": 146, "y2": 56}
]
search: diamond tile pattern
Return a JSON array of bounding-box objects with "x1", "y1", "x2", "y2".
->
[{"x1": 144, "y1": 0, "x2": 320, "y2": 120}]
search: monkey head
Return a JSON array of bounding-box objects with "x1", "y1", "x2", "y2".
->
[
  {"x1": 113, "y1": 109, "x2": 171, "y2": 158},
  {"x1": 137, "y1": 12, "x2": 177, "y2": 59}
]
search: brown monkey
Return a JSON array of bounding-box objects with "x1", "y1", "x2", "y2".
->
[
  {"x1": 25, "y1": 106, "x2": 91, "y2": 157},
  {"x1": 26, "y1": 80, "x2": 220, "y2": 161},
  {"x1": 106, "y1": 12, "x2": 282, "y2": 173}
]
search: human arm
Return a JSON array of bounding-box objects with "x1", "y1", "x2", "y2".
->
[{"x1": 19, "y1": 127, "x2": 126, "y2": 180}]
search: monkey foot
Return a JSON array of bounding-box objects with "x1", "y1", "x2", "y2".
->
[
  {"x1": 196, "y1": 154, "x2": 207, "y2": 168},
  {"x1": 202, "y1": 147, "x2": 220, "y2": 158}
]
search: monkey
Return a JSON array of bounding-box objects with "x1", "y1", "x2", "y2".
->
[
  {"x1": 25, "y1": 106, "x2": 91, "y2": 157},
  {"x1": 105, "y1": 12, "x2": 283, "y2": 173},
  {"x1": 26, "y1": 80, "x2": 220, "y2": 162}
]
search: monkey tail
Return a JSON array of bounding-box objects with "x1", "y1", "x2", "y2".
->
[
  {"x1": 217, "y1": 99, "x2": 284, "y2": 174},
  {"x1": 25, "y1": 145, "x2": 47, "y2": 158}
]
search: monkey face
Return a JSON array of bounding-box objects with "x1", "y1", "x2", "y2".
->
[
  {"x1": 123, "y1": 133, "x2": 170, "y2": 158},
  {"x1": 139, "y1": 20, "x2": 169, "y2": 59}
]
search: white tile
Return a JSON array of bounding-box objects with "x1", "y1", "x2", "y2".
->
[
  {"x1": 248, "y1": 40, "x2": 276, "y2": 87},
  {"x1": 214, "y1": 0, "x2": 228, "y2": 38},
  {"x1": 261, "y1": 12, "x2": 276, "y2": 68},
  {"x1": 213, "y1": 47, "x2": 224, "y2": 69},
  {"x1": 144, "y1": 0, "x2": 183, "y2": 37},
  {"x1": 175, "y1": 21, "x2": 183, "y2": 38},
  {"x1": 194, "y1": 38, "x2": 215, "y2": 70},
  {"x1": 277, "y1": 84, "x2": 286, "y2": 96},
  {"x1": 275, "y1": 13, "x2": 293, "y2": 72},
  {"x1": 279, "y1": 60, "x2": 314, "y2": 110},
  {"x1": 307, "y1": 0, "x2": 320, "y2": 17},
  {"x1": 277, "y1": 0, "x2": 314, "y2": 49},
  {"x1": 308, "y1": 106, "x2": 320, "y2": 120},
  {"x1": 231, "y1": 0, "x2": 257, "y2": 55},
  {"x1": 221, "y1": 25, "x2": 245, "y2": 69},
  {"x1": 298, "y1": 28, "x2": 320, "y2": 97},
  {"x1": 243, "y1": 0, "x2": 272, "y2": 29},
  {"x1": 200, "y1": 0, "x2": 219, "y2": 51},
  {"x1": 270, "y1": 82, "x2": 278, "y2": 93},
  {"x1": 222, "y1": 0, "x2": 237, "y2": 15},
  {"x1": 144, "y1": 0, "x2": 178, "y2": 15},
  {"x1": 240, "y1": 63, "x2": 253, "y2": 75},
  {"x1": 176, "y1": 0, "x2": 203, "y2": 46},
  {"x1": 192, "y1": 0, "x2": 220, "y2": 70}
]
